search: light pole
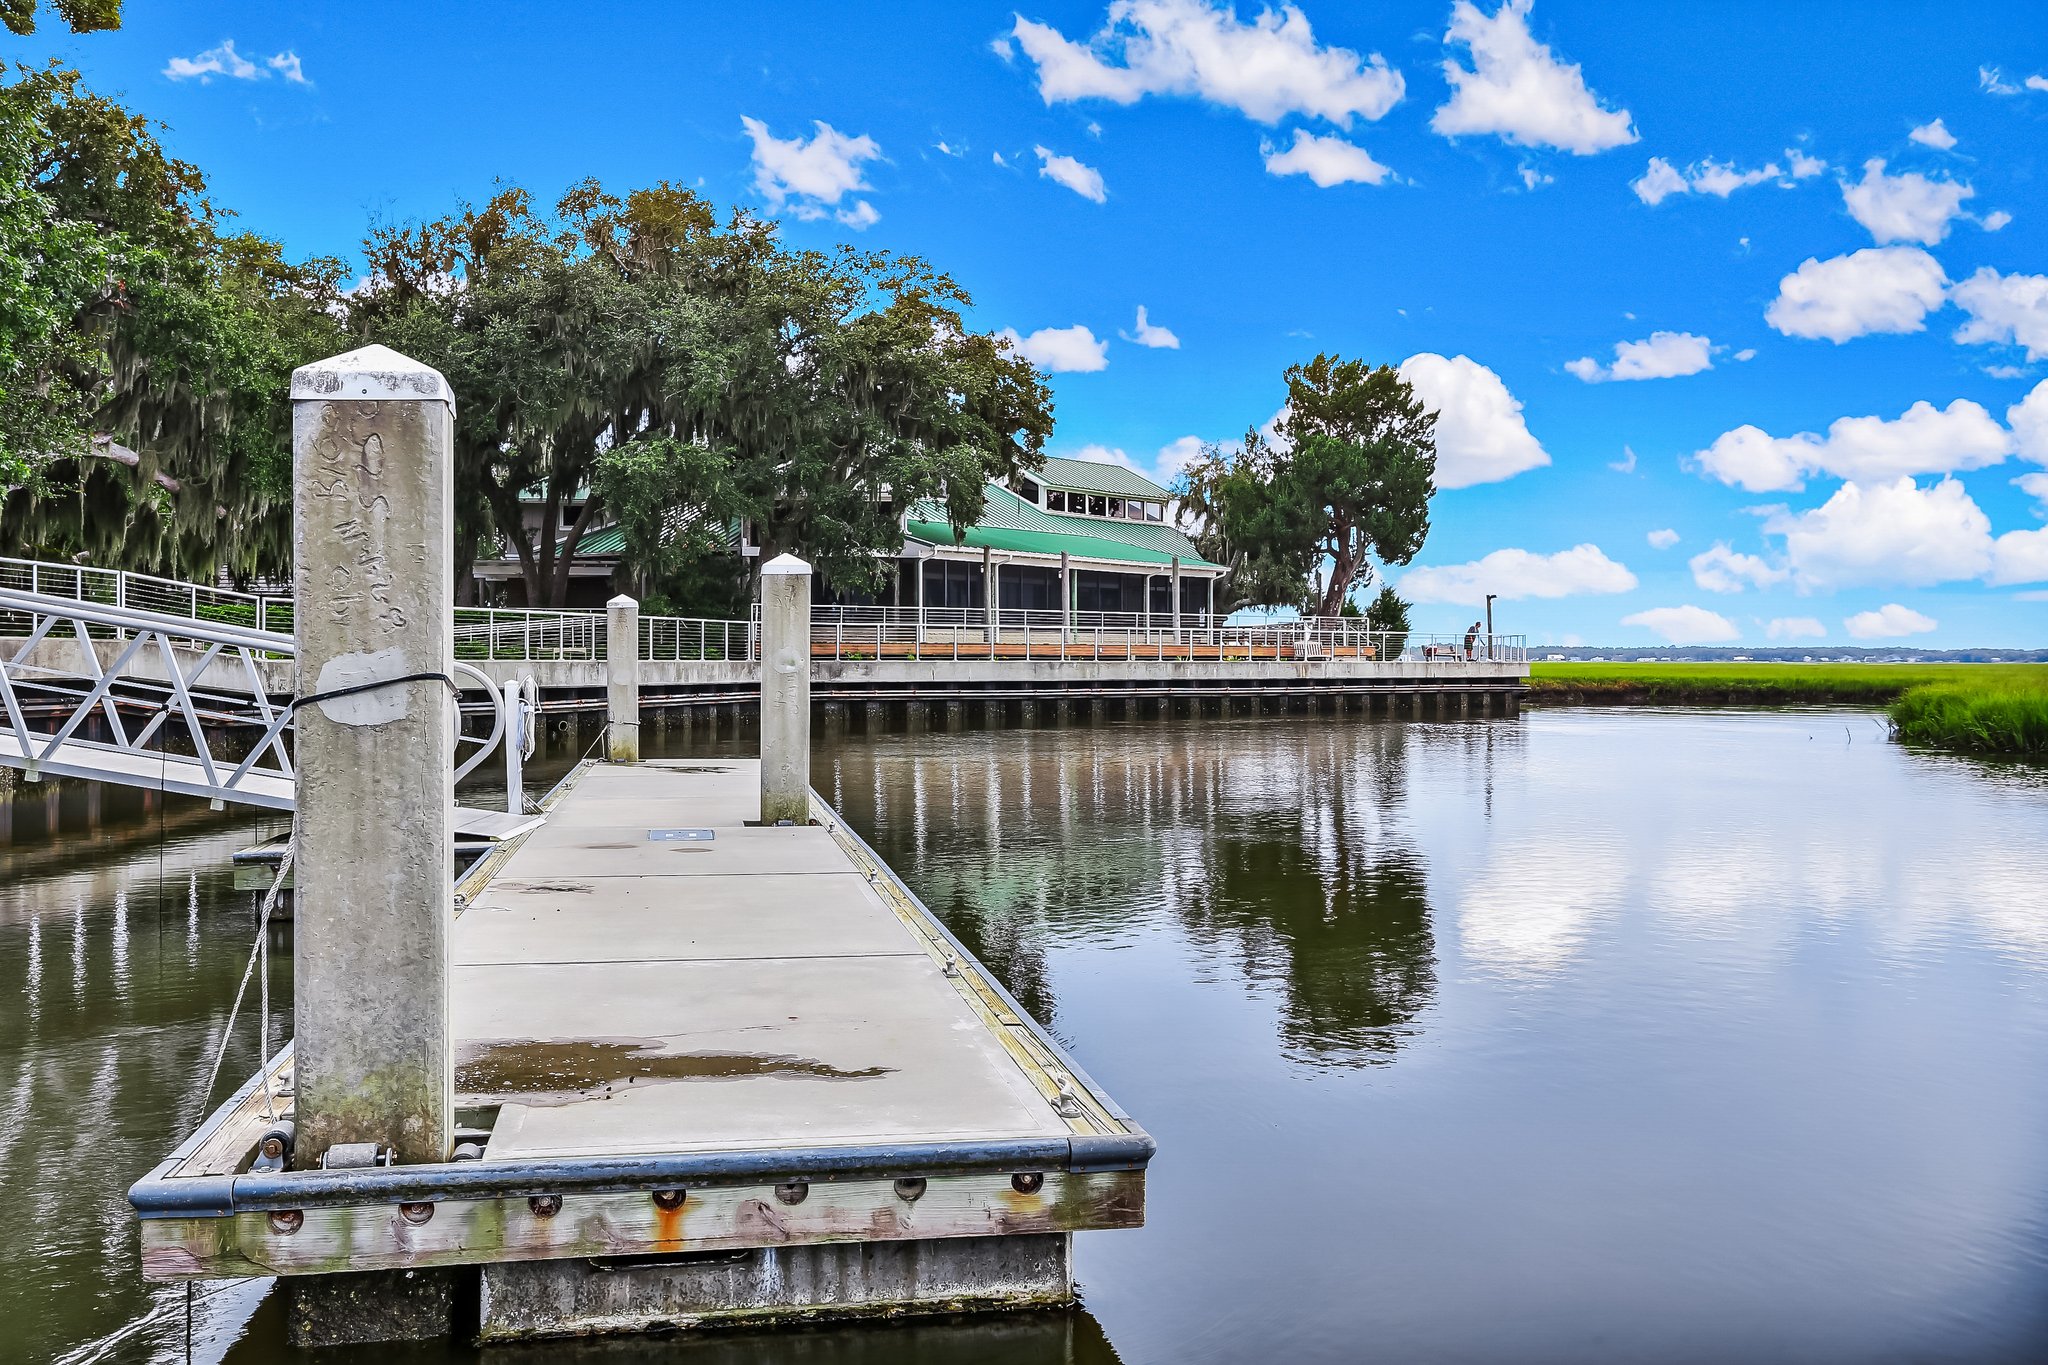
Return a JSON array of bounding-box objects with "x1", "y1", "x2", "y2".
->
[{"x1": 1484, "y1": 593, "x2": 1497, "y2": 661}]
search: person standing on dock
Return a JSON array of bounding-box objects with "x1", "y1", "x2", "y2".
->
[{"x1": 1465, "y1": 620, "x2": 1482, "y2": 660}]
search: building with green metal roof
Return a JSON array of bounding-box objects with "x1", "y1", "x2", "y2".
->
[
  {"x1": 899, "y1": 463, "x2": 1223, "y2": 617},
  {"x1": 473, "y1": 458, "x2": 1225, "y2": 617}
]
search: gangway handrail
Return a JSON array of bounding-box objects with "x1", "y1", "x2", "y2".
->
[{"x1": 0, "y1": 581, "x2": 511, "y2": 807}]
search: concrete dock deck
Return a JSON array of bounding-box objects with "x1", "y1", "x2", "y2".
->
[
  {"x1": 132, "y1": 758, "x2": 1149, "y2": 1337},
  {"x1": 456, "y1": 759, "x2": 1093, "y2": 1160}
]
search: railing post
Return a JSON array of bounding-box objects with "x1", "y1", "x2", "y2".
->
[
  {"x1": 606, "y1": 595, "x2": 640, "y2": 763},
  {"x1": 289, "y1": 342, "x2": 454, "y2": 1170},
  {"x1": 759, "y1": 554, "x2": 811, "y2": 826},
  {"x1": 502, "y1": 676, "x2": 525, "y2": 814}
]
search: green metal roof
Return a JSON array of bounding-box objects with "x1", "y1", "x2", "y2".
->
[
  {"x1": 1029, "y1": 455, "x2": 1173, "y2": 500},
  {"x1": 908, "y1": 484, "x2": 1222, "y2": 570},
  {"x1": 567, "y1": 509, "x2": 740, "y2": 559}
]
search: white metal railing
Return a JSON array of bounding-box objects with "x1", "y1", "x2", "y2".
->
[
  {"x1": 804, "y1": 604, "x2": 1526, "y2": 664},
  {"x1": 0, "y1": 586, "x2": 505, "y2": 809},
  {"x1": 639, "y1": 615, "x2": 756, "y2": 663},
  {"x1": 453, "y1": 607, "x2": 602, "y2": 661},
  {"x1": 0, "y1": 558, "x2": 1528, "y2": 670},
  {"x1": 0, "y1": 554, "x2": 295, "y2": 633}
]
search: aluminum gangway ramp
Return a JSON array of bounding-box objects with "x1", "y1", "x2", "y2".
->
[{"x1": 0, "y1": 584, "x2": 538, "y2": 841}]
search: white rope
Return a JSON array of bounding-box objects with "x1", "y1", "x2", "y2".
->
[{"x1": 199, "y1": 820, "x2": 294, "y2": 1115}]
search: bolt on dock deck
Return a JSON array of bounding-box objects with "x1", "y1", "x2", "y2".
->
[{"x1": 132, "y1": 757, "x2": 1150, "y2": 1340}]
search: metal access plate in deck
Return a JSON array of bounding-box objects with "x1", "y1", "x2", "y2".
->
[{"x1": 451, "y1": 760, "x2": 1073, "y2": 1162}]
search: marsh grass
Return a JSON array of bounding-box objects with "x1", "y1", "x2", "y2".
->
[
  {"x1": 1888, "y1": 676, "x2": 2048, "y2": 757},
  {"x1": 1527, "y1": 662, "x2": 2048, "y2": 758}
]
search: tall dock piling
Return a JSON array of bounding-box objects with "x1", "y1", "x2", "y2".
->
[
  {"x1": 607, "y1": 594, "x2": 641, "y2": 763},
  {"x1": 289, "y1": 344, "x2": 455, "y2": 1171},
  {"x1": 759, "y1": 554, "x2": 812, "y2": 824}
]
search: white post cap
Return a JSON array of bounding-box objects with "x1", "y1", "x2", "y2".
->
[
  {"x1": 761, "y1": 553, "x2": 812, "y2": 577},
  {"x1": 607, "y1": 594, "x2": 639, "y2": 609},
  {"x1": 292, "y1": 343, "x2": 455, "y2": 408}
]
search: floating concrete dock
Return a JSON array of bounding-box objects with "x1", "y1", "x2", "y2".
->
[
  {"x1": 123, "y1": 344, "x2": 1152, "y2": 1347},
  {"x1": 132, "y1": 756, "x2": 1149, "y2": 1341}
]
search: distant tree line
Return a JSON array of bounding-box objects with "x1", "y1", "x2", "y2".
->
[{"x1": 0, "y1": 64, "x2": 1051, "y2": 611}]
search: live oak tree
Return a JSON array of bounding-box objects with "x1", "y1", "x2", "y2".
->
[
  {"x1": 0, "y1": 64, "x2": 347, "y2": 582},
  {"x1": 587, "y1": 197, "x2": 1052, "y2": 607},
  {"x1": 1185, "y1": 354, "x2": 1436, "y2": 616},
  {"x1": 1, "y1": 0, "x2": 119, "y2": 36},
  {"x1": 356, "y1": 181, "x2": 1052, "y2": 610}
]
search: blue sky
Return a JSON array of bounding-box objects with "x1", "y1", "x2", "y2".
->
[{"x1": 16, "y1": 1, "x2": 2048, "y2": 646}]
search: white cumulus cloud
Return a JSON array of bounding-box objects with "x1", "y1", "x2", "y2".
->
[
  {"x1": 1765, "y1": 246, "x2": 1948, "y2": 343},
  {"x1": 1034, "y1": 145, "x2": 1108, "y2": 202},
  {"x1": 1689, "y1": 543, "x2": 1787, "y2": 593},
  {"x1": 2009, "y1": 381, "x2": 2048, "y2": 463},
  {"x1": 1630, "y1": 157, "x2": 1688, "y2": 205},
  {"x1": 1647, "y1": 528, "x2": 1680, "y2": 549},
  {"x1": 1844, "y1": 603, "x2": 1937, "y2": 639},
  {"x1": 998, "y1": 324, "x2": 1111, "y2": 373},
  {"x1": 1566, "y1": 331, "x2": 1714, "y2": 383},
  {"x1": 1909, "y1": 118, "x2": 1957, "y2": 150},
  {"x1": 165, "y1": 40, "x2": 308, "y2": 85},
  {"x1": 1950, "y1": 269, "x2": 2048, "y2": 362},
  {"x1": 1767, "y1": 616, "x2": 1826, "y2": 640},
  {"x1": 1621, "y1": 605, "x2": 1740, "y2": 644},
  {"x1": 741, "y1": 117, "x2": 883, "y2": 226},
  {"x1": 1262, "y1": 129, "x2": 1394, "y2": 186},
  {"x1": 1121, "y1": 305, "x2": 1180, "y2": 348},
  {"x1": 1010, "y1": 0, "x2": 1404, "y2": 125},
  {"x1": 1632, "y1": 152, "x2": 1820, "y2": 205},
  {"x1": 1841, "y1": 158, "x2": 1974, "y2": 245},
  {"x1": 1990, "y1": 526, "x2": 2048, "y2": 585},
  {"x1": 1432, "y1": 0, "x2": 1636, "y2": 154},
  {"x1": 1398, "y1": 352, "x2": 1551, "y2": 488},
  {"x1": 1978, "y1": 67, "x2": 2047, "y2": 96},
  {"x1": 1400, "y1": 544, "x2": 1636, "y2": 606},
  {"x1": 1982, "y1": 209, "x2": 2012, "y2": 231},
  {"x1": 1692, "y1": 397, "x2": 2013, "y2": 493},
  {"x1": 1765, "y1": 477, "x2": 1994, "y2": 589}
]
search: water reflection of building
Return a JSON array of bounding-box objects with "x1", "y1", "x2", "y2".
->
[{"x1": 822, "y1": 719, "x2": 1438, "y2": 1066}]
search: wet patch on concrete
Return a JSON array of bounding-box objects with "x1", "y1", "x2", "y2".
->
[{"x1": 456, "y1": 1038, "x2": 892, "y2": 1105}]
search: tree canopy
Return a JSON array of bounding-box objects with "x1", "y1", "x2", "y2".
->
[
  {"x1": 1183, "y1": 354, "x2": 1436, "y2": 616},
  {"x1": 354, "y1": 180, "x2": 1053, "y2": 607},
  {"x1": 0, "y1": 66, "x2": 1054, "y2": 607},
  {"x1": 0, "y1": 63, "x2": 347, "y2": 582},
  {"x1": 1, "y1": 0, "x2": 119, "y2": 36}
]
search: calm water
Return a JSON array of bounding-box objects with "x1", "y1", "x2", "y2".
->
[{"x1": 9, "y1": 707, "x2": 2048, "y2": 1364}]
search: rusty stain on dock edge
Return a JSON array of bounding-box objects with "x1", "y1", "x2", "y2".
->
[{"x1": 456, "y1": 1038, "x2": 893, "y2": 1106}]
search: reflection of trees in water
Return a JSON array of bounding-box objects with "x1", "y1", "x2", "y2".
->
[
  {"x1": 822, "y1": 718, "x2": 1438, "y2": 1067},
  {"x1": 1172, "y1": 720, "x2": 1435, "y2": 1064},
  {"x1": 1183, "y1": 827, "x2": 1434, "y2": 1064}
]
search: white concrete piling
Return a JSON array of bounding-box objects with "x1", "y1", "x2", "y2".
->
[
  {"x1": 759, "y1": 554, "x2": 812, "y2": 826},
  {"x1": 607, "y1": 595, "x2": 641, "y2": 763},
  {"x1": 288, "y1": 344, "x2": 455, "y2": 1168}
]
